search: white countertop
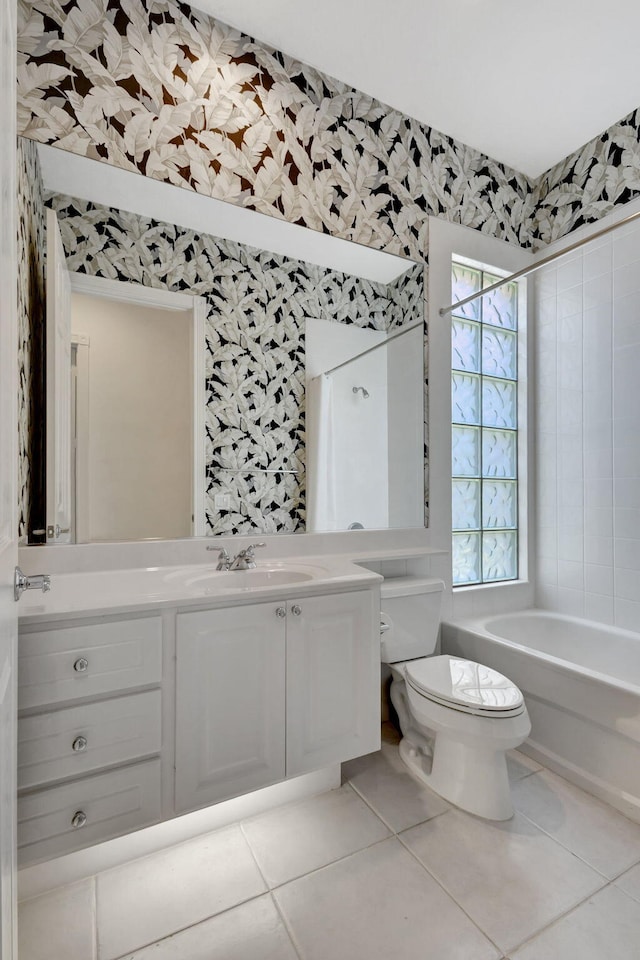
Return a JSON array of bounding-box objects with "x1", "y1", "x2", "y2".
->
[{"x1": 18, "y1": 556, "x2": 383, "y2": 625}]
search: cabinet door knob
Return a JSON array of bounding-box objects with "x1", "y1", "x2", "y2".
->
[
  {"x1": 291, "y1": 604, "x2": 302, "y2": 616},
  {"x1": 71, "y1": 810, "x2": 87, "y2": 829},
  {"x1": 72, "y1": 736, "x2": 88, "y2": 752},
  {"x1": 275, "y1": 606, "x2": 286, "y2": 618},
  {"x1": 73, "y1": 657, "x2": 89, "y2": 673}
]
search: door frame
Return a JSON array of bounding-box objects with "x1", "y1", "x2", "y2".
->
[
  {"x1": 68, "y1": 273, "x2": 207, "y2": 537},
  {"x1": 0, "y1": 0, "x2": 19, "y2": 951}
]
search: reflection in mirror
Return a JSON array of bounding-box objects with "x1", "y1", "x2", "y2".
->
[{"x1": 20, "y1": 140, "x2": 426, "y2": 543}]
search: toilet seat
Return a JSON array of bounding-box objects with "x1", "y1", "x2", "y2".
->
[{"x1": 404, "y1": 655, "x2": 525, "y2": 718}]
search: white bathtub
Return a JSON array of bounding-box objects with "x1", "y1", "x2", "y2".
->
[{"x1": 442, "y1": 610, "x2": 640, "y2": 822}]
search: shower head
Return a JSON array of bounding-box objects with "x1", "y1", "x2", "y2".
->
[{"x1": 352, "y1": 386, "x2": 370, "y2": 399}]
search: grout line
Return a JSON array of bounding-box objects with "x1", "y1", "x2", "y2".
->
[
  {"x1": 92, "y1": 875, "x2": 99, "y2": 960},
  {"x1": 238, "y1": 820, "x2": 271, "y2": 890},
  {"x1": 269, "y1": 890, "x2": 304, "y2": 960},
  {"x1": 504, "y1": 878, "x2": 617, "y2": 955},
  {"x1": 395, "y1": 828, "x2": 504, "y2": 956},
  {"x1": 108, "y1": 892, "x2": 271, "y2": 960},
  {"x1": 511, "y1": 805, "x2": 628, "y2": 883},
  {"x1": 265, "y1": 834, "x2": 393, "y2": 894},
  {"x1": 346, "y1": 775, "x2": 452, "y2": 836}
]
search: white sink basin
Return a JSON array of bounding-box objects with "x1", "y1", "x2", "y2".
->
[{"x1": 187, "y1": 569, "x2": 314, "y2": 590}]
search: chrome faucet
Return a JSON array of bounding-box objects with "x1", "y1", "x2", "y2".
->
[
  {"x1": 229, "y1": 543, "x2": 266, "y2": 571},
  {"x1": 206, "y1": 545, "x2": 231, "y2": 570}
]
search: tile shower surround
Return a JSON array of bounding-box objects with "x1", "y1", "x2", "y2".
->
[{"x1": 535, "y1": 218, "x2": 640, "y2": 628}]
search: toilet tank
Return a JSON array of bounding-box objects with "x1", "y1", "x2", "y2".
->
[{"x1": 380, "y1": 577, "x2": 445, "y2": 664}]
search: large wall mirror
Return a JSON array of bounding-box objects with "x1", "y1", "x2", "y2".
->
[{"x1": 20, "y1": 139, "x2": 426, "y2": 544}]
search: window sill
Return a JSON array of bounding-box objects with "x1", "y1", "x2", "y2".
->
[{"x1": 453, "y1": 579, "x2": 530, "y2": 593}]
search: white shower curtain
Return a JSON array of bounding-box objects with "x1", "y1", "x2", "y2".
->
[{"x1": 306, "y1": 374, "x2": 337, "y2": 531}]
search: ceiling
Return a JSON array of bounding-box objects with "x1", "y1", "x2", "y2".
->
[{"x1": 193, "y1": 0, "x2": 640, "y2": 179}]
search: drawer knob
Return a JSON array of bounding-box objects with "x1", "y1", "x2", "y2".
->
[
  {"x1": 71, "y1": 810, "x2": 87, "y2": 829},
  {"x1": 73, "y1": 657, "x2": 89, "y2": 673},
  {"x1": 275, "y1": 607, "x2": 286, "y2": 618},
  {"x1": 291, "y1": 604, "x2": 302, "y2": 616},
  {"x1": 72, "y1": 736, "x2": 88, "y2": 753}
]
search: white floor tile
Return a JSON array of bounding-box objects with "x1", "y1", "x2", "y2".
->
[
  {"x1": 342, "y1": 744, "x2": 450, "y2": 832},
  {"x1": 274, "y1": 837, "x2": 499, "y2": 960},
  {"x1": 118, "y1": 894, "x2": 298, "y2": 960},
  {"x1": 614, "y1": 862, "x2": 640, "y2": 903},
  {"x1": 401, "y1": 808, "x2": 604, "y2": 953},
  {"x1": 506, "y1": 750, "x2": 542, "y2": 782},
  {"x1": 512, "y1": 769, "x2": 640, "y2": 878},
  {"x1": 97, "y1": 824, "x2": 266, "y2": 960},
  {"x1": 510, "y1": 884, "x2": 640, "y2": 959},
  {"x1": 241, "y1": 784, "x2": 390, "y2": 887},
  {"x1": 19, "y1": 879, "x2": 96, "y2": 960}
]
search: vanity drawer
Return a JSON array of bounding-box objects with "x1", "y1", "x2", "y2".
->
[
  {"x1": 18, "y1": 690, "x2": 162, "y2": 790},
  {"x1": 19, "y1": 617, "x2": 162, "y2": 709},
  {"x1": 17, "y1": 759, "x2": 162, "y2": 865}
]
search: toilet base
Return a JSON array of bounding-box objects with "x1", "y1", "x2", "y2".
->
[
  {"x1": 389, "y1": 668, "x2": 530, "y2": 821},
  {"x1": 398, "y1": 733, "x2": 514, "y2": 820}
]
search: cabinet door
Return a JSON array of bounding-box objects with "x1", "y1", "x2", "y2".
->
[
  {"x1": 175, "y1": 604, "x2": 286, "y2": 814},
  {"x1": 286, "y1": 590, "x2": 380, "y2": 776}
]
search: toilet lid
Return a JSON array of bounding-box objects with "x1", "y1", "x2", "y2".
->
[{"x1": 405, "y1": 655, "x2": 524, "y2": 714}]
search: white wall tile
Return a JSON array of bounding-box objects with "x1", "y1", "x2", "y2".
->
[
  {"x1": 614, "y1": 537, "x2": 640, "y2": 570},
  {"x1": 613, "y1": 261, "x2": 640, "y2": 299},
  {"x1": 536, "y1": 556, "x2": 558, "y2": 586},
  {"x1": 584, "y1": 592, "x2": 614, "y2": 625},
  {"x1": 583, "y1": 274, "x2": 612, "y2": 309},
  {"x1": 583, "y1": 240, "x2": 612, "y2": 279},
  {"x1": 584, "y1": 478, "x2": 613, "y2": 508},
  {"x1": 614, "y1": 597, "x2": 640, "y2": 632},
  {"x1": 584, "y1": 508, "x2": 613, "y2": 539},
  {"x1": 557, "y1": 257, "x2": 583, "y2": 292},
  {"x1": 555, "y1": 587, "x2": 585, "y2": 617},
  {"x1": 558, "y1": 559, "x2": 584, "y2": 591},
  {"x1": 584, "y1": 535, "x2": 614, "y2": 565},
  {"x1": 613, "y1": 228, "x2": 640, "y2": 269},
  {"x1": 613, "y1": 566, "x2": 640, "y2": 602},
  {"x1": 584, "y1": 563, "x2": 613, "y2": 596}
]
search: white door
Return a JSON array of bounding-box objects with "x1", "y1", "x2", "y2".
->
[
  {"x1": 0, "y1": 0, "x2": 19, "y2": 951},
  {"x1": 286, "y1": 591, "x2": 380, "y2": 775},
  {"x1": 175, "y1": 604, "x2": 286, "y2": 814},
  {"x1": 45, "y1": 209, "x2": 72, "y2": 543}
]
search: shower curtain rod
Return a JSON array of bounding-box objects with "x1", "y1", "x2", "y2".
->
[
  {"x1": 321, "y1": 320, "x2": 423, "y2": 378},
  {"x1": 439, "y1": 205, "x2": 640, "y2": 318}
]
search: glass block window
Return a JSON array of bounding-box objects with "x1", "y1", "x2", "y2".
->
[{"x1": 451, "y1": 262, "x2": 519, "y2": 586}]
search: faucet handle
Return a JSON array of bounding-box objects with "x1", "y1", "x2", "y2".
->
[
  {"x1": 244, "y1": 542, "x2": 266, "y2": 558},
  {"x1": 206, "y1": 545, "x2": 231, "y2": 570}
]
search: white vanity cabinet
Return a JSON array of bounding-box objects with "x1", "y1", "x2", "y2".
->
[
  {"x1": 174, "y1": 603, "x2": 287, "y2": 813},
  {"x1": 17, "y1": 575, "x2": 380, "y2": 863},
  {"x1": 175, "y1": 588, "x2": 380, "y2": 815},
  {"x1": 17, "y1": 615, "x2": 163, "y2": 864}
]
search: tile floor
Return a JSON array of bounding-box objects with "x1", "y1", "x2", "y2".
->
[{"x1": 18, "y1": 732, "x2": 640, "y2": 960}]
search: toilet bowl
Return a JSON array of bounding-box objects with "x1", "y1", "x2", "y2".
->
[
  {"x1": 390, "y1": 655, "x2": 530, "y2": 820},
  {"x1": 381, "y1": 579, "x2": 530, "y2": 820}
]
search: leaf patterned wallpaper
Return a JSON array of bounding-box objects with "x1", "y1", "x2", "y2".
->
[
  {"x1": 43, "y1": 191, "x2": 423, "y2": 536},
  {"x1": 16, "y1": 0, "x2": 536, "y2": 258},
  {"x1": 531, "y1": 107, "x2": 640, "y2": 245}
]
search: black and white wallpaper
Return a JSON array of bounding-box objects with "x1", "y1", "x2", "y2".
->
[
  {"x1": 48, "y1": 193, "x2": 422, "y2": 534},
  {"x1": 532, "y1": 107, "x2": 640, "y2": 245},
  {"x1": 17, "y1": 0, "x2": 535, "y2": 260},
  {"x1": 17, "y1": 137, "x2": 46, "y2": 543}
]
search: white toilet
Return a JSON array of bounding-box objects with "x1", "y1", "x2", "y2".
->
[{"x1": 381, "y1": 578, "x2": 531, "y2": 820}]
